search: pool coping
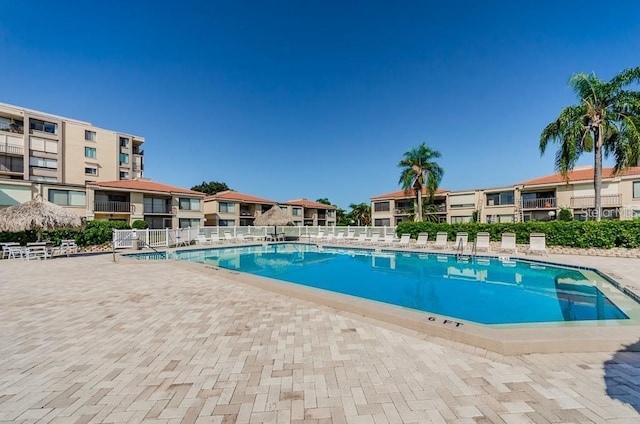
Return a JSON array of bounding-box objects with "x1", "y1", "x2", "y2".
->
[{"x1": 121, "y1": 243, "x2": 640, "y2": 356}]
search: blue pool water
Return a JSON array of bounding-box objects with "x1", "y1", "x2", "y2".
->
[{"x1": 128, "y1": 244, "x2": 631, "y2": 325}]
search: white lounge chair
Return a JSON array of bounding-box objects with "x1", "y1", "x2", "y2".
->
[
  {"x1": 433, "y1": 232, "x2": 448, "y2": 250},
  {"x1": 366, "y1": 233, "x2": 381, "y2": 244},
  {"x1": 528, "y1": 233, "x2": 548, "y2": 256},
  {"x1": 224, "y1": 232, "x2": 236, "y2": 243},
  {"x1": 381, "y1": 233, "x2": 398, "y2": 246},
  {"x1": 196, "y1": 234, "x2": 212, "y2": 245},
  {"x1": 475, "y1": 232, "x2": 490, "y2": 252},
  {"x1": 499, "y1": 233, "x2": 517, "y2": 254},
  {"x1": 414, "y1": 233, "x2": 429, "y2": 249},
  {"x1": 351, "y1": 234, "x2": 367, "y2": 245},
  {"x1": 395, "y1": 233, "x2": 411, "y2": 248}
]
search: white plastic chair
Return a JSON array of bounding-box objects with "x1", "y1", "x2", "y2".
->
[
  {"x1": 528, "y1": 233, "x2": 547, "y2": 256},
  {"x1": 499, "y1": 233, "x2": 517, "y2": 254},
  {"x1": 433, "y1": 232, "x2": 448, "y2": 250},
  {"x1": 475, "y1": 232, "x2": 491, "y2": 252},
  {"x1": 414, "y1": 233, "x2": 429, "y2": 249}
]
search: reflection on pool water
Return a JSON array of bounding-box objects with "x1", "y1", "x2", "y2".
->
[{"x1": 127, "y1": 244, "x2": 638, "y2": 325}]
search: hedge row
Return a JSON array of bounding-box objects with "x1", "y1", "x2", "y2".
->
[
  {"x1": 0, "y1": 221, "x2": 132, "y2": 246},
  {"x1": 395, "y1": 220, "x2": 640, "y2": 249}
]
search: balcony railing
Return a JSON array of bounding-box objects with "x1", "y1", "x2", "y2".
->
[
  {"x1": 521, "y1": 197, "x2": 556, "y2": 209},
  {"x1": 94, "y1": 201, "x2": 134, "y2": 213},
  {"x1": 394, "y1": 208, "x2": 412, "y2": 215},
  {"x1": 0, "y1": 144, "x2": 24, "y2": 155},
  {"x1": 0, "y1": 123, "x2": 24, "y2": 134},
  {"x1": 144, "y1": 206, "x2": 174, "y2": 214},
  {"x1": 570, "y1": 194, "x2": 622, "y2": 208},
  {"x1": 0, "y1": 165, "x2": 24, "y2": 173}
]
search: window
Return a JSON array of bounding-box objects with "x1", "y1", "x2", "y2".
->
[
  {"x1": 85, "y1": 130, "x2": 96, "y2": 141},
  {"x1": 374, "y1": 218, "x2": 391, "y2": 226},
  {"x1": 487, "y1": 214, "x2": 514, "y2": 223},
  {"x1": 0, "y1": 156, "x2": 24, "y2": 173},
  {"x1": 451, "y1": 216, "x2": 472, "y2": 223},
  {"x1": 179, "y1": 198, "x2": 201, "y2": 211},
  {"x1": 179, "y1": 218, "x2": 200, "y2": 228},
  {"x1": 374, "y1": 201, "x2": 390, "y2": 212},
  {"x1": 292, "y1": 207, "x2": 302, "y2": 216},
  {"x1": 30, "y1": 176, "x2": 57, "y2": 182},
  {"x1": 30, "y1": 137, "x2": 58, "y2": 153},
  {"x1": 219, "y1": 202, "x2": 235, "y2": 213},
  {"x1": 29, "y1": 119, "x2": 57, "y2": 134},
  {"x1": 218, "y1": 219, "x2": 235, "y2": 226},
  {"x1": 48, "y1": 189, "x2": 86, "y2": 206},
  {"x1": 29, "y1": 156, "x2": 57, "y2": 169},
  {"x1": 84, "y1": 167, "x2": 97, "y2": 175},
  {"x1": 449, "y1": 194, "x2": 476, "y2": 209},
  {"x1": 119, "y1": 171, "x2": 129, "y2": 179},
  {"x1": 634, "y1": 182, "x2": 640, "y2": 199},
  {"x1": 119, "y1": 153, "x2": 129, "y2": 164},
  {"x1": 486, "y1": 191, "x2": 514, "y2": 206},
  {"x1": 144, "y1": 197, "x2": 170, "y2": 213},
  {"x1": 119, "y1": 137, "x2": 129, "y2": 148},
  {"x1": 85, "y1": 147, "x2": 97, "y2": 158}
]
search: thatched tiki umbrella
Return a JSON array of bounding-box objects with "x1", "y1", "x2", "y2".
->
[
  {"x1": 253, "y1": 205, "x2": 294, "y2": 240},
  {"x1": 0, "y1": 194, "x2": 84, "y2": 241}
]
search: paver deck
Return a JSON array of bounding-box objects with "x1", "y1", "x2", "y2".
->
[{"x1": 1, "y1": 253, "x2": 639, "y2": 423}]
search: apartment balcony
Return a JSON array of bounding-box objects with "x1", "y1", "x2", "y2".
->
[
  {"x1": 521, "y1": 197, "x2": 556, "y2": 209},
  {"x1": 394, "y1": 208, "x2": 412, "y2": 215},
  {"x1": 318, "y1": 213, "x2": 326, "y2": 219},
  {"x1": 132, "y1": 162, "x2": 144, "y2": 171},
  {"x1": 0, "y1": 144, "x2": 24, "y2": 155},
  {"x1": 570, "y1": 194, "x2": 622, "y2": 208},
  {"x1": 94, "y1": 201, "x2": 135, "y2": 213},
  {"x1": 0, "y1": 122, "x2": 24, "y2": 134}
]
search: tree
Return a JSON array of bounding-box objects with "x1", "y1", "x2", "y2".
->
[
  {"x1": 348, "y1": 202, "x2": 371, "y2": 226},
  {"x1": 397, "y1": 143, "x2": 444, "y2": 222},
  {"x1": 315, "y1": 198, "x2": 331, "y2": 205},
  {"x1": 540, "y1": 67, "x2": 640, "y2": 221},
  {"x1": 190, "y1": 181, "x2": 230, "y2": 196}
]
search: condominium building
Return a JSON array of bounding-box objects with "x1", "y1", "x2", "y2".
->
[
  {"x1": 0, "y1": 102, "x2": 205, "y2": 228},
  {"x1": 203, "y1": 191, "x2": 278, "y2": 226},
  {"x1": 203, "y1": 192, "x2": 338, "y2": 227},
  {"x1": 281, "y1": 199, "x2": 337, "y2": 226},
  {"x1": 370, "y1": 166, "x2": 640, "y2": 225},
  {"x1": 0, "y1": 102, "x2": 144, "y2": 184}
]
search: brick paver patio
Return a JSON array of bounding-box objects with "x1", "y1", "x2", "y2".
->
[{"x1": 1, "y1": 254, "x2": 639, "y2": 423}]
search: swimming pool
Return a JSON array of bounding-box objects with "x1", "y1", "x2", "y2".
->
[{"x1": 127, "y1": 244, "x2": 639, "y2": 326}]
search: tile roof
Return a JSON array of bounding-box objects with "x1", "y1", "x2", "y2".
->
[
  {"x1": 370, "y1": 187, "x2": 449, "y2": 200},
  {"x1": 205, "y1": 190, "x2": 277, "y2": 204},
  {"x1": 519, "y1": 167, "x2": 640, "y2": 186},
  {"x1": 283, "y1": 199, "x2": 337, "y2": 209},
  {"x1": 88, "y1": 179, "x2": 204, "y2": 195}
]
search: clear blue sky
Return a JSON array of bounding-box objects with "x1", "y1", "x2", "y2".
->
[{"x1": 1, "y1": 1, "x2": 639, "y2": 210}]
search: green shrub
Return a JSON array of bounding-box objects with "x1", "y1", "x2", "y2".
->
[
  {"x1": 132, "y1": 220, "x2": 149, "y2": 229},
  {"x1": 395, "y1": 220, "x2": 640, "y2": 249},
  {"x1": 558, "y1": 208, "x2": 573, "y2": 221}
]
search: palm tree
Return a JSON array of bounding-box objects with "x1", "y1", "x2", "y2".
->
[
  {"x1": 540, "y1": 67, "x2": 640, "y2": 221},
  {"x1": 398, "y1": 143, "x2": 444, "y2": 222},
  {"x1": 348, "y1": 202, "x2": 371, "y2": 226}
]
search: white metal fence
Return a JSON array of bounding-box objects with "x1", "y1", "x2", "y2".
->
[{"x1": 113, "y1": 226, "x2": 398, "y2": 249}]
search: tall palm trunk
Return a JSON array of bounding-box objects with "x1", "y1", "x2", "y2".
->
[
  {"x1": 593, "y1": 125, "x2": 602, "y2": 222},
  {"x1": 415, "y1": 186, "x2": 423, "y2": 222}
]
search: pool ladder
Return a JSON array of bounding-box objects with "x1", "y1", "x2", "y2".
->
[{"x1": 455, "y1": 239, "x2": 477, "y2": 262}]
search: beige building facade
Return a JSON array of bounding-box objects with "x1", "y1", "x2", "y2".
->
[
  {"x1": 0, "y1": 102, "x2": 204, "y2": 229},
  {"x1": 371, "y1": 166, "x2": 640, "y2": 225},
  {"x1": 203, "y1": 192, "x2": 338, "y2": 227}
]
